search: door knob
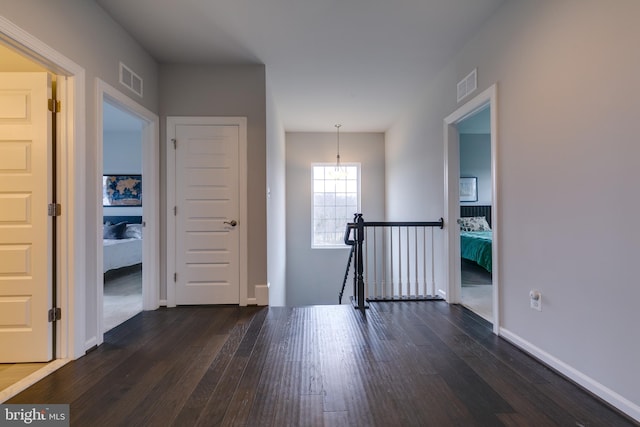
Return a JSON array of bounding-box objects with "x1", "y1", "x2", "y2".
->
[{"x1": 224, "y1": 220, "x2": 238, "y2": 227}]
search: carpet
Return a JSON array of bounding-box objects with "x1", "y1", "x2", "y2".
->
[
  {"x1": 461, "y1": 259, "x2": 492, "y2": 321},
  {"x1": 103, "y1": 265, "x2": 142, "y2": 332}
]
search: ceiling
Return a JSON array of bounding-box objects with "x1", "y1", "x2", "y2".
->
[{"x1": 96, "y1": 0, "x2": 505, "y2": 132}]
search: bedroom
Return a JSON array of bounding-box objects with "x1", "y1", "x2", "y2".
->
[
  {"x1": 457, "y1": 105, "x2": 493, "y2": 321},
  {"x1": 102, "y1": 101, "x2": 145, "y2": 332}
]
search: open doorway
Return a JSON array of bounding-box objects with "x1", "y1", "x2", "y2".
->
[
  {"x1": 444, "y1": 84, "x2": 499, "y2": 334},
  {"x1": 96, "y1": 80, "x2": 160, "y2": 344},
  {"x1": 457, "y1": 106, "x2": 493, "y2": 321},
  {"x1": 0, "y1": 20, "x2": 84, "y2": 400},
  {"x1": 101, "y1": 100, "x2": 144, "y2": 331}
]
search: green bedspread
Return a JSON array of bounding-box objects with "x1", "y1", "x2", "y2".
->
[{"x1": 460, "y1": 231, "x2": 492, "y2": 273}]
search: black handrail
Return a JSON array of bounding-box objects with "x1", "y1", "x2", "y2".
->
[{"x1": 342, "y1": 215, "x2": 445, "y2": 311}]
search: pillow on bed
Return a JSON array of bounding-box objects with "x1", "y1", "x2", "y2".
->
[
  {"x1": 457, "y1": 216, "x2": 491, "y2": 232},
  {"x1": 103, "y1": 222, "x2": 128, "y2": 239},
  {"x1": 124, "y1": 223, "x2": 143, "y2": 239}
]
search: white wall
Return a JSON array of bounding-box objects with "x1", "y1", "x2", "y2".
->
[
  {"x1": 286, "y1": 132, "x2": 385, "y2": 306},
  {"x1": 158, "y1": 64, "x2": 267, "y2": 301},
  {"x1": 385, "y1": 0, "x2": 640, "y2": 418},
  {"x1": 0, "y1": 0, "x2": 159, "y2": 351},
  {"x1": 266, "y1": 80, "x2": 287, "y2": 306},
  {"x1": 459, "y1": 133, "x2": 491, "y2": 205}
]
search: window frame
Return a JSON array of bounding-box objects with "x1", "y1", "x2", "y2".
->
[{"x1": 310, "y1": 162, "x2": 361, "y2": 249}]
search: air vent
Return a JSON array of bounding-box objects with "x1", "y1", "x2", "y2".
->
[
  {"x1": 119, "y1": 62, "x2": 143, "y2": 97},
  {"x1": 457, "y1": 68, "x2": 477, "y2": 103}
]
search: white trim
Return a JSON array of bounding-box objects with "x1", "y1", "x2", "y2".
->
[
  {"x1": 444, "y1": 84, "x2": 499, "y2": 335},
  {"x1": 166, "y1": 117, "x2": 249, "y2": 307},
  {"x1": 500, "y1": 328, "x2": 640, "y2": 423},
  {"x1": 95, "y1": 79, "x2": 160, "y2": 344},
  {"x1": 0, "y1": 15, "x2": 86, "y2": 360}
]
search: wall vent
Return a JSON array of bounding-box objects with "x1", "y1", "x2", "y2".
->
[
  {"x1": 119, "y1": 62, "x2": 143, "y2": 97},
  {"x1": 457, "y1": 68, "x2": 477, "y2": 103}
]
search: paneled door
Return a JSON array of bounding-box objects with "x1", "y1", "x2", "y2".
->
[
  {"x1": 0, "y1": 72, "x2": 53, "y2": 362},
  {"x1": 173, "y1": 123, "x2": 240, "y2": 304}
]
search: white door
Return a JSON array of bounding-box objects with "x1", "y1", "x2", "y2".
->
[
  {"x1": 174, "y1": 124, "x2": 240, "y2": 304},
  {"x1": 0, "y1": 72, "x2": 53, "y2": 362}
]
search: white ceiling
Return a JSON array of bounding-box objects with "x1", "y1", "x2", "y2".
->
[{"x1": 96, "y1": 0, "x2": 505, "y2": 132}]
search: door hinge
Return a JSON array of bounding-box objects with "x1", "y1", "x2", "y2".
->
[
  {"x1": 174, "y1": 273, "x2": 177, "y2": 282},
  {"x1": 48, "y1": 98, "x2": 61, "y2": 113},
  {"x1": 48, "y1": 307, "x2": 61, "y2": 322},
  {"x1": 174, "y1": 206, "x2": 177, "y2": 216},
  {"x1": 172, "y1": 138, "x2": 177, "y2": 149},
  {"x1": 48, "y1": 203, "x2": 61, "y2": 217}
]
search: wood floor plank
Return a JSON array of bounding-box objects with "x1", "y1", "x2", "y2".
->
[{"x1": 7, "y1": 302, "x2": 637, "y2": 427}]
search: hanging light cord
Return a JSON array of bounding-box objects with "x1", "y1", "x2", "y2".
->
[{"x1": 335, "y1": 124, "x2": 342, "y2": 169}]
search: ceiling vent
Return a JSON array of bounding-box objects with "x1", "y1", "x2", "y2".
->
[
  {"x1": 457, "y1": 68, "x2": 477, "y2": 103},
  {"x1": 119, "y1": 62, "x2": 143, "y2": 97}
]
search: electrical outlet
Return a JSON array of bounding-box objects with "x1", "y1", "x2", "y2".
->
[{"x1": 530, "y1": 290, "x2": 542, "y2": 311}]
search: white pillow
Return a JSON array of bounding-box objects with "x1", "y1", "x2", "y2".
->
[
  {"x1": 124, "y1": 223, "x2": 143, "y2": 239},
  {"x1": 457, "y1": 216, "x2": 491, "y2": 232}
]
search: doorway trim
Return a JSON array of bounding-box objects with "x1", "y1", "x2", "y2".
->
[
  {"x1": 0, "y1": 16, "x2": 86, "y2": 359},
  {"x1": 166, "y1": 116, "x2": 248, "y2": 307},
  {"x1": 96, "y1": 79, "x2": 160, "y2": 343},
  {"x1": 443, "y1": 84, "x2": 499, "y2": 334}
]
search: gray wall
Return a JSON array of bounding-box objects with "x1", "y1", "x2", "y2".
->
[
  {"x1": 266, "y1": 82, "x2": 287, "y2": 306},
  {"x1": 103, "y1": 129, "x2": 143, "y2": 218},
  {"x1": 459, "y1": 133, "x2": 491, "y2": 205},
  {"x1": 286, "y1": 132, "x2": 385, "y2": 306},
  {"x1": 158, "y1": 64, "x2": 267, "y2": 301},
  {"x1": 385, "y1": 0, "x2": 640, "y2": 412},
  {"x1": 0, "y1": 0, "x2": 159, "y2": 348}
]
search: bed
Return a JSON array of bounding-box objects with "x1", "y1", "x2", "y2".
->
[
  {"x1": 103, "y1": 215, "x2": 143, "y2": 273},
  {"x1": 459, "y1": 206, "x2": 492, "y2": 273}
]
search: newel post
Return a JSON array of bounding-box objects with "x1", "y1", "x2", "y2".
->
[{"x1": 354, "y1": 213, "x2": 366, "y2": 311}]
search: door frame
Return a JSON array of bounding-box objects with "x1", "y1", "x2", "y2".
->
[
  {"x1": 0, "y1": 16, "x2": 86, "y2": 359},
  {"x1": 166, "y1": 116, "x2": 248, "y2": 307},
  {"x1": 96, "y1": 80, "x2": 160, "y2": 343},
  {"x1": 443, "y1": 84, "x2": 500, "y2": 334}
]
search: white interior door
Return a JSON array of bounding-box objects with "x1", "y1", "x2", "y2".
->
[
  {"x1": 174, "y1": 124, "x2": 240, "y2": 304},
  {"x1": 0, "y1": 72, "x2": 53, "y2": 362}
]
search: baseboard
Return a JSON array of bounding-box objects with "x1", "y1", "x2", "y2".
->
[
  {"x1": 159, "y1": 299, "x2": 168, "y2": 307},
  {"x1": 247, "y1": 284, "x2": 268, "y2": 306},
  {"x1": 499, "y1": 327, "x2": 640, "y2": 423},
  {"x1": 85, "y1": 336, "x2": 97, "y2": 351}
]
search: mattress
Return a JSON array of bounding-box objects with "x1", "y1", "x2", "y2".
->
[{"x1": 103, "y1": 237, "x2": 142, "y2": 273}]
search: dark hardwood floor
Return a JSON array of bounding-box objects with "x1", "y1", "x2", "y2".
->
[{"x1": 9, "y1": 303, "x2": 636, "y2": 426}]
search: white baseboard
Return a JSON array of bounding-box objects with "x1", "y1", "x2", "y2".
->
[
  {"x1": 255, "y1": 284, "x2": 269, "y2": 306},
  {"x1": 159, "y1": 299, "x2": 168, "y2": 307},
  {"x1": 246, "y1": 285, "x2": 269, "y2": 306},
  {"x1": 499, "y1": 327, "x2": 640, "y2": 423},
  {"x1": 85, "y1": 336, "x2": 97, "y2": 351}
]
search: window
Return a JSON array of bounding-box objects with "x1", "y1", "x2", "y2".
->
[{"x1": 312, "y1": 163, "x2": 360, "y2": 248}]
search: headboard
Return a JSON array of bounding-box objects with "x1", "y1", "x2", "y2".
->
[
  {"x1": 460, "y1": 205, "x2": 491, "y2": 228},
  {"x1": 103, "y1": 215, "x2": 142, "y2": 225}
]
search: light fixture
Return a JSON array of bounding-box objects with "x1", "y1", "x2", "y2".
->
[{"x1": 335, "y1": 124, "x2": 342, "y2": 171}]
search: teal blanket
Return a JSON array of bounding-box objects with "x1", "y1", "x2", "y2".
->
[{"x1": 461, "y1": 231, "x2": 492, "y2": 273}]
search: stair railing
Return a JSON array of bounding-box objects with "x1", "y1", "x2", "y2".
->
[{"x1": 343, "y1": 214, "x2": 444, "y2": 311}]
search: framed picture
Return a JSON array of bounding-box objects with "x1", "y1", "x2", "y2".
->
[
  {"x1": 103, "y1": 175, "x2": 142, "y2": 206},
  {"x1": 459, "y1": 177, "x2": 478, "y2": 202}
]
